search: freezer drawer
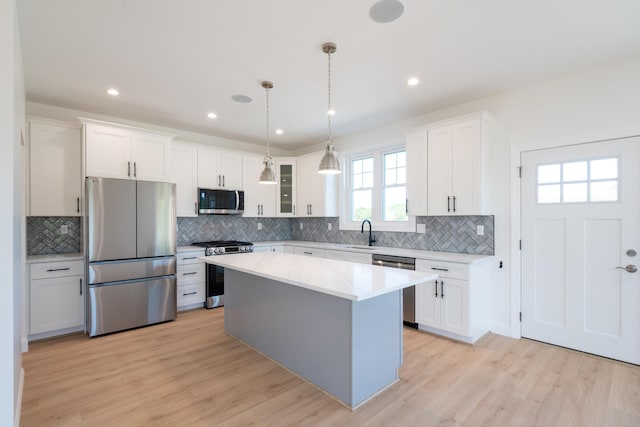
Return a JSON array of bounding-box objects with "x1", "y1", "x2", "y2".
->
[
  {"x1": 88, "y1": 256, "x2": 176, "y2": 285},
  {"x1": 87, "y1": 276, "x2": 176, "y2": 337}
]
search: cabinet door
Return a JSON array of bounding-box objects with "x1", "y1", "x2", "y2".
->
[
  {"x1": 219, "y1": 152, "x2": 243, "y2": 189},
  {"x1": 242, "y1": 155, "x2": 276, "y2": 217},
  {"x1": 172, "y1": 143, "x2": 199, "y2": 217},
  {"x1": 85, "y1": 124, "x2": 132, "y2": 179},
  {"x1": 439, "y1": 277, "x2": 469, "y2": 336},
  {"x1": 405, "y1": 130, "x2": 428, "y2": 216},
  {"x1": 276, "y1": 159, "x2": 297, "y2": 217},
  {"x1": 297, "y1": 151, "x2": 338, "y2": 217},
  {"x1": 30, "y1": 275, "x2": 84, "y2": 334},
  {"x1": 131, "y1": 132, "x2": 172, "y2": 182},
  {"x1": 427, "y1": 126, "x2": 453, "y2": 215},
  {"x1": 29, "y1": 121, "x2": 82, "y2": 216},
  {"x1": 415, "y1": 281, "x2": 441, "y2": 329},
  {"x1": 197, "y1": 148, "x2": 221, "y2": 189},
  {"x1": 451, "y1": 119, "x2": 480, "y2": 215}
]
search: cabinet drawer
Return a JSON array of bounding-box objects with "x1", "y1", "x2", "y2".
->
[
  {"x1": 177, "y1": 250, "x2": 205, "y2": 265},
  {"x1": 325, "y1": 250, "x2": 371, "y2": 264},
  {"x1": 30, "y1": 260, "x2": 84, "y2": 280},
  {"x1": 415, "y1": 259, "x2": 468, "y2": 280},
  {"x1": 177, "y1": 282, "x2": 205, "y2": 306},
  {"x1": 294, "y1": 247, "x2": 325, "y2": 258},
  {"x1": 177, "y1": 264, "x2": 205, "y2": 285}
]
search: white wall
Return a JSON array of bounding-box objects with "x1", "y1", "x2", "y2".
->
[
  {"x1": 333, "y1": 55, "x2": 640, "y2": 336},
  {"x1": 1, "y1": 0, "x2": 25, "y2": 425}
]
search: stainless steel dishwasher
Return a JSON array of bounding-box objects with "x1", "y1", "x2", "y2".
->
[{"x1": 372, "y1": 254, "x2": 417, "y2": 328}]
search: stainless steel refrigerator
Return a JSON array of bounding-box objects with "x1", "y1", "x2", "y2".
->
[{"x1": 85, "y1": 177, "x2": 177, "y2": 337}]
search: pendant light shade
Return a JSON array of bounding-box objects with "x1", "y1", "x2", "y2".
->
[
  {"x1": 259, "y1": 81, "x2": 277, "y2": 185},
  {"x1": 318, "y1": 42, "x2": 341, "y2": 175}
]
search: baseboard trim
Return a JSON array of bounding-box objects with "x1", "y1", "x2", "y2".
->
[
  {"x1": 15, "y1": 367, "x2": 24, "y2": 427},
  {"x1": 490, "y1": 321, "x2": 517, "y2": 338}
]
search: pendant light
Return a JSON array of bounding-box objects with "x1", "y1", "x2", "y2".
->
[
  {"x1": 258, "y1": 81, "x2": 277, "y2": 184},
  {"x1": 318, "y1": 42, "x2": 341, "y2": 175}
]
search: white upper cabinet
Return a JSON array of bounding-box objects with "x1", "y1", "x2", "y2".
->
[
  {"x1": 28, "y1": 118, "x2": 82, "y2": 216},
  {"x1": 171, "y1": 142, "x2": 199, "y2": 217},
  {"x1": 83, "y1": 119, "x2": 173, "y2": 182},
  {"x1": 242, "y1": 155, "x2": 276, "y2": 217},
  {"x1": 405, "y1": 130, "x2": 429, "y2": 216},
  {"x1": 296, "y1": 151, "x2": 338, "y2": 217},
  {"x1": 275, "y1": 158, "x2": 297, "y2": 217},
  {"x1": 197, "y1": 147, "x2": 243, "y2": 190},
  {"x1": 405, "y1": 112, "x2": 492, "y2": 216}
]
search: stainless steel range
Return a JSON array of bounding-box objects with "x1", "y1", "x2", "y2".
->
[{"x1": 193, "y1": 240, "x2": 253, "y2": 308}]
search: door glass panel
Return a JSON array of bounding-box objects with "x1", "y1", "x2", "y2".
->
[
  {"x1": 563, "y1": 161, "x2": 587, "y2": 182},
  {"x1": 591, "y1": 158, "x2": 618, "y2": 180},
  {"x1": 538, "y1": 164, "x2": 560, "y2": 184},
  {"x1": 591, "y1": 181, "x2": 618, "y2": 202},
  {"x1": 563, "y1": 183, "x2": 588, "y2": 203},
  {"x1": 538, "y1": 184, "x2": 561, "y2": 204}
]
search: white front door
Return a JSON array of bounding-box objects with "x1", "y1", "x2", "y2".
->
[{"x1": 521, "y1": 137, "x2": 640, "y2": 364}]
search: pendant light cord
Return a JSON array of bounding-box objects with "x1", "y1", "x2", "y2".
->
[
  {"x1": 265, "y1": 85, "x2": 271, "y2": 157},
  {"x1": 327, "y1": 49, "x2": 333, "y2": 141}
]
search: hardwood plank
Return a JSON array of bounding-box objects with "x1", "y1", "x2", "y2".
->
[{"x1": 21, "y1": 308, "x2": 640, "y2": 426}]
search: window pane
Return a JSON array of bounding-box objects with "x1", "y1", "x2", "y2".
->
[
  {"x1": 563, "y1": 161, "x2": 587, "y2": 182},
  {"x1": 397, "y1": 167, "x2": 406, "y2": 184},
  {"x1": 591, "y1": 158, "x2": 618, "y2": 180},
  {"x1": 363, "y1": 171, "x2": 374, "y2": 188},
  {"x1": 563, "y1": 182, "x2": 587, "y2": 202},
  {"x1": 363, "y1": 158, "x2": 374, "y2": 172},
  {"x1": 397, "y1": 151, "x2": 406, "y2": 167},
  {"x1": 353, "y1": 174, "x2": 363, "y2": 189},
  {"x1": 538, "y1": 184, "x2": 560, "y2": 203},
  {"x1": 385, "y1": 169, "x2": 396, "y2": 185},
  {"x1": 385, "y1": 153, "x2": 397, "y2": 169},
  {"x1": 353, "y1": 159, "x2": 362, "y2": 174},
  {"x1": 352, "y1": 190, "x2": 372, "y2": 221},
  {"x1": 383, "y1": 187, "x2": 407, "y2": 221},
  {"x1": 538, "y1": 164, "x2": 560, "y2": 184},
  {"x1": 590, "y1": 181, "x2": 618, "y2": 202}
]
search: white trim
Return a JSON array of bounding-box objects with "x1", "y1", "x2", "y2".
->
[
  {"x1": 509, "y1": 126, "x2": 640, "y2": 340},
  {"x1": 26, "y1": 115, "x2": 81, "y2": 129},
  {"x1": 15, "y1": 368, "x2": 24, "y2": 427},
  {"x1": 78, "y1": 117, "x2": 177, "y2": 138},
  {"x1": 21, "y1": 337, "x2": 28, "y2": 353}
]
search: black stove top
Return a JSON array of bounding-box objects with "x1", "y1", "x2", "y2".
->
[{"x1": 193, "y1": 240, "x2": 253, "y2": 248}]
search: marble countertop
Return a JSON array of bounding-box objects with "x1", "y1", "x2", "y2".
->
[
  {"x1": 26, "y1": 253, "x2": 84, "y2": 263},
  {"x1": 252, "y1": 240, "x2": 492, "y2": 264},
  {"x1": 199, "y1": 252, "x2": 438, "y2": 302}
]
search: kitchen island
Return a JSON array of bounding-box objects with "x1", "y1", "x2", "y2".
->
[{"x1": 200, "y1": 252, "x2": 438, "y2": 409}]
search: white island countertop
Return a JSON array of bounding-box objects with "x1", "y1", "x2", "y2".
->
[{"x1": 200, "y1": 252, "x2": 438, "y2": 302}]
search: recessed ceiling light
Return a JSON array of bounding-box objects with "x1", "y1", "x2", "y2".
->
[
  {"x1": 106, "y1": 88, "x2": 119, "y2": 96},
  {"x1": 408, "y1": 77, "x2": 419, "y2": 86},
  {"x1": 369, "y1": 0, "x2": 405, "y2": 24},
  {"x1": 231, "y1": 94, "x2": 252, "y2": 103},
  {"x1": 207, "y1": 112, "x2": 217, "y2": 119},
  {"x1": 327, "y1": 109, "x2": 336, "y2": 116},
  {"x1": 275, "y1": 129, "x2": 283, "y2": 135}
]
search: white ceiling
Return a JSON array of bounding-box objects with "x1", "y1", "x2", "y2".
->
[{"x1": 18, "y1": 0, "x2": 640, "y2": 150}]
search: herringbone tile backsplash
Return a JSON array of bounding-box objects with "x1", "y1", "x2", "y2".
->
[
  {"x1": 28, "y1": 215, "x2": 494, "y2": 256},
  {"x1": 27, "y1": 217, "x2": 82, "y2": 255}
]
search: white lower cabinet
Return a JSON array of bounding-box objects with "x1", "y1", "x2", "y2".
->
[
  {"x1": 29, "y1": 259, "x2": 84, "y2": 337},
  {"x1": 415, "y1": 258, "x2": 490, "y2": 344},
  {"x1": 177, "y1": 250, "x2": 206, "y2": 311},
  {"x1": 324, "y1": 250, "x2": 371, "y2": 264},
  {"x1": 253, "y1": 245, "x2": 285, "y2": 253},
  {"x1": 293, "y1": 246, "x2": 326, "y2": 258}
]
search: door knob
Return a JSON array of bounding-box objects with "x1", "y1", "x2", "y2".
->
[
  {"x1": 616, "y1": 265, "x2": 638, "y2": 273},
  {"x1": 626, "y1": 249, "x2": 637, "y2": 257}
]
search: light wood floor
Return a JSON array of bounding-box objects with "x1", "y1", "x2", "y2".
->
[{"x1": 22, "y1": 308, "x2": 640, "y2": 426}]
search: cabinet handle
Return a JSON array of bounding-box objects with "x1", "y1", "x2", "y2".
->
[
  {"x1": 182, "y1": 272, "x2": 197, "y2": 276},
  {"x1": 309, "y1": 204, "x2": 312, "y2": 215},
  {"x1": 218, "y1": 175, "x2": 221, "y2": 186},
  {"x1": 46, "y1": 267, "x2": 70, "y2": 272},
  {"x1": 441, "y1": 280, "x2": 445, "y2": 298},
  {"x1": 195, "y1": 202, "x2": 198, "y2": 215},
  {"x1": 182, "y1": 257, "x2": 197, "y2": 260},
  {"x1": 431, "y1": 267, "x2": 449, "y2": 272},
  {"x1": 128, "y1": 161, "x2": 131, "y2": 177},
  {"x1": 453, "y1": 196, "x2": 456, "y2": 212},
  {"x1": 434, "y1": 280, "x2": 438, "y2": 298},
  {"x1": 303, "y1": 251, "x2": 312, "y2": 255},
  {"x1": 183, "y1": 291, "x2": 197, "y2": 296},
  {"x1": 261, "y1": 204, "x2": 264, "y2": 215},
  {"x1": 222, "y1": 175, "x2": 225, "y2": 187},
  {"x1": 447, "y1": 196, "x2": 451, "y2": 212},
  {"x1": 134, "y1": 162, "x2": 137, "y2": 177},
  {"x1": 77, "y1": 197, "x2": 80, "y2": 213},
  {"x1": 293, "y1": 205, "x2": 296, "y2": 215},
  {"x1": 405, "y1": 199, "x2": 408, "y2": 214},
  {"x1": 257, "y1": 204, "x2": 261, "y2": 215},
  {"x1": 79, "y1": 278, "x2": 83, "y2": 296}
]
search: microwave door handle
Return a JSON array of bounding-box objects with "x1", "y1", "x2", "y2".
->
[{"x1": 235, "y1": 191, "x2": 240, "y2": 211}]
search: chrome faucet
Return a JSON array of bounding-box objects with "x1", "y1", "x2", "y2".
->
[{"x1": 361, "y1": 219, "x2": 377, "y2": 247}]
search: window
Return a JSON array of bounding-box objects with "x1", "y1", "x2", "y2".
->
[
  {"x1": 340, "y1": 147, "x2": 415, "y2": 232},
  {"x1": 537, "y1": 157, "x2": 619, "y2": 204}
]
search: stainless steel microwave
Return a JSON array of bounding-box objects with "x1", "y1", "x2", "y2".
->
[{"x1": 198, "y1": 188, "x2": 244, "y2": 215}]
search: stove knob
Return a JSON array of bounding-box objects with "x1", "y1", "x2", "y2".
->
[
  {"x1": 206, "y1": 248, "x2": 213, "y2": 256},
  {"x1": 218, "y1": 247, "x2": 225, "y2": 254}
]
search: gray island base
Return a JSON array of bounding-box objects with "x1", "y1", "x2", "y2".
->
[{"x1": 224, "y1": 269, "x2": 403, "y2": 409}]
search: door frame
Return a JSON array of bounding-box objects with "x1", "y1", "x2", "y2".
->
[{"x1": 509, "y1": 126, "x2": 640, "y2": 339}]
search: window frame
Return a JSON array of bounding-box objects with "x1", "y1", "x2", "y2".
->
[{"x1": 339, "y1": 145, "x2": 416, "y2": 232}]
